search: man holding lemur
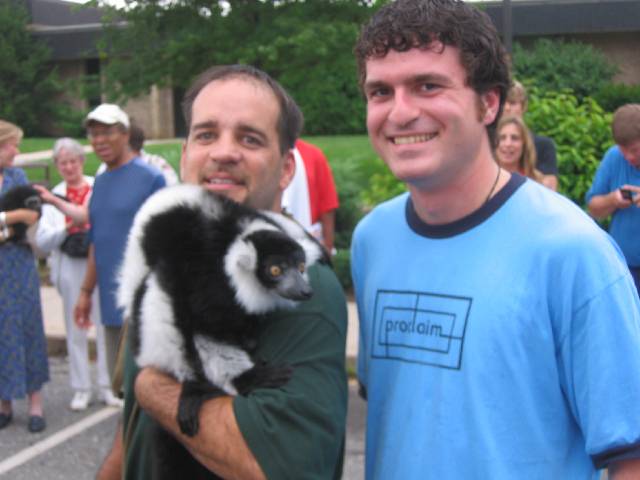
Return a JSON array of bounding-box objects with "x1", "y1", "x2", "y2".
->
[{"x1": 97, "y1": 65, "x2": 348, "y2": 479}]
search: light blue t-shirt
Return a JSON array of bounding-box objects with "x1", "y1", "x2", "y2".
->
[
  {"x1": 352, "y1": 174, "x2": 640, "y2": 479},
  {"x1": 89, "y1": 157, "x2": 165, "y2": 327},
  {"x1": 586, "y1": 145, "x2": 640, "y2": 267}
]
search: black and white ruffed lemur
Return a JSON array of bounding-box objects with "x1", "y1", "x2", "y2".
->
[
  {"x1": 117, "y1": 184, "x2": 328, "y2": 479},
  {"x1": 0, "y1": 184, "x2": 42, "y2": 242}
]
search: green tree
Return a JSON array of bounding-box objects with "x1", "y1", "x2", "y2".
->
[
  {"x1": 0, "y1": 2, "x2": 63, "y2": 135},
  {"x1": 96, "y1": 0, "x2": 377, "y2": 134},
  {"x1": 512, "y1": 39, "x2": 618, "y2": 100},
  {"x1": 526, "y1": 88, "x2": 613, "y2": 206}
]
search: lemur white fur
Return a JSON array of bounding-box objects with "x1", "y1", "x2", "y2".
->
[
  {"x1": 136, "y1": 272, "x2": 195, "y2": 382},
  {"x1": 117, "y1": 184, "x2": 321, "y2": 318},
  {"x1": 117, "y1": 184, "x2": 325, "y2": 394},
  {"x1": 117, "y1": 184, "x2": 217, "y2": 320}
]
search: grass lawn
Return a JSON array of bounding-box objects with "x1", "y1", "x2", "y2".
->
[
  {"x1": 19, "y1": 134, "x2": 382, "y2": 190},
  {"x1": 19, "y1": 137, "x2": 89, "y2": 154},
  {"x1": 20, "y1": 134, "x2": 383, "y2": 292}
]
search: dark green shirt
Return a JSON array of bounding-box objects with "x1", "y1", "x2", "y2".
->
[{"x1": 122, "y1": 263, "x2": 348, "y2": 479}]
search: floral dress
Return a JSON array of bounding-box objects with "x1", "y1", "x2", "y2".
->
[{"x1": 0, "y1": 167, "x2": 49, "y2": 400}]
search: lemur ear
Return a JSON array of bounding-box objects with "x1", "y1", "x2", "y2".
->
[{"x1": 237, "y1": 252, "x2": 254, "y2": 271}]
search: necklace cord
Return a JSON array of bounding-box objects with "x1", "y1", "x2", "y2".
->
[{"x1": 484, "y1": 166, "x2": 501, "y2": 204}]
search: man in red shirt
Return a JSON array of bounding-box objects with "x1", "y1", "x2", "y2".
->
[{"x1": 295, "y1": 139, "x2": 339, "y2": 253}]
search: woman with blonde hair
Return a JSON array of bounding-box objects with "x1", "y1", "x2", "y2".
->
[
  {"x1": 0, "y1": 119, "x2": 49, "y2": 433},
  {"x1": 495, "y1": 115, "x2": 545, "y2": 184}
]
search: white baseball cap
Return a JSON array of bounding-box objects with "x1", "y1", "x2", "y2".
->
[{"x1": 85, "y1": 103, "x2": 130, "y2": 129}]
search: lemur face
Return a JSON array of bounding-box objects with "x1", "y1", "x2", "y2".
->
[{"x1": 247, "y1": 230, "x2": 313, "y2": 301}]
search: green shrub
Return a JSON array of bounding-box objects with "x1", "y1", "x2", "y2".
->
[
  {"x1": 513, "y1": 39, "x2": 618, "y2": 100},
  {"x1": 593, "y1": 83, "x2": 640, "y2": 113},
  {"x1": 331, "y1": 249, "x2": 352, "y2": 293},
  {"x1": 361, "y1": 170, "x2": 407, "y2": 209},
  {"x1": 526, "y1": 89, "x2": 613, "y2": 206}
]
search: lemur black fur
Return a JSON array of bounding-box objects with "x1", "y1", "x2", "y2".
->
[
  {"x1": 0, "y1": 184, "x2": 42, "y2": 242},
  {"x1": 117, "y1": 184, "x2": 327, "y2": 479}
]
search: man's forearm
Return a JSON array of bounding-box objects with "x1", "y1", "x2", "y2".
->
[
  {"x1": 319, "y1": 211, "x2": 335, "y2": 253},
  {"x1": 81, "y1": 246, "x2": 97, "y2": 292},
  {"x1": 609, "y1": 457, "x2": 640, "y2": 479},
  {"x1": 96, "y1": 423, "x2": 123, "y2": 480},
  {"x1": 52, "y1": 197, "x2": 89, "y2": 225},
  {"x1": 135, "y1": 368, "x2": 266, "y2": 480},
  {"x1": 588, "y1": 192, "x2": 618, "y2": 219}
]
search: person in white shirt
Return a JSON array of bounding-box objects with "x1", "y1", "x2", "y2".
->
[{"x1": 34, "y1": 138, "x2": 120, "y2": 410}]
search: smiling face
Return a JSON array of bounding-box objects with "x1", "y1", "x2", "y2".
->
[
  {"x1": 55, "y1": 148, "x2": 85, "y2": 187},
  {"x1": 180, "y1": 77, "x2": 294, "y2": 211},
  {"x1": 364, "y1": 45, "x2": 499, "y2": 192},
  {"x1": 496, "y1": 122, "x2": 524, "y2": 172},
  {"x1": 0, "y1": 136, "x2": 19, "y2": 169}
]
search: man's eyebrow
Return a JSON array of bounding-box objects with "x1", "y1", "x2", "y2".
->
[
  {"x1": 363, "y1": 80, "x2": 388, "y2": 92},
  {"x1": 191, "y1": 120, "x2": 217, "y2": 131},
  {"x1": 364, "y1": 73, "x2": 453, "y2": 91},
  {"x1": 237, "y1": 124, "x2": 268, "y2": 142},
  {"x1": 409, "y1": 73, "x2": 453, "y2": 85}
]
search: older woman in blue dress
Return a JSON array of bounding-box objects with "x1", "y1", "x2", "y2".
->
[{"x1": 0, "y1": 120, "x2": 49, "y2": 433}]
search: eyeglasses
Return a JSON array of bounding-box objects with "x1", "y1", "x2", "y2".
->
[{"x1": 87, "y1": 127, "x2": 121, "y2": 140}]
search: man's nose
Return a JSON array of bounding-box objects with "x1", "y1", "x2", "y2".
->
[
  {"x1": 388, "y1": 90, "x2": 420, "y2": 126},
  {"x1": 208, "y1": 133, "x2": 242, "y2": 164}
]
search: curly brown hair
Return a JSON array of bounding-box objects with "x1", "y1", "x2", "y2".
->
[{"x1": 354, "y1": 0, "x2": 511, "y2": 138}]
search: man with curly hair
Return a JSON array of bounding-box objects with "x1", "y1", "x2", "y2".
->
[{"x1": 351, "y1": 1, "x2": 640, "y2": 478}]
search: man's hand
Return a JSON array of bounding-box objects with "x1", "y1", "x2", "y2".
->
[
  {"x1": 621, "y1": 184, "x2": 640, "y2": 208},
  {"x1": 134, "y1": 367, "x2": 266, "y2": 480},
  {"x1": 609, "y1": 457, "x2": 640, "y2": 479},
  {"x1": 74, "y1": 290, "x2": 93, "y2": 329},
  {"x1": 33, "y1": 184, "x2": 57, "y2": 205},
  {"x1": 33, "y1": 184, "x2": 89, "y2": 226},
  {"x1": 588, "y1": 185, "x2": 639, "y2": 219}
]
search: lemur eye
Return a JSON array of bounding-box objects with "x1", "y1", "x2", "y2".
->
[
  {"x1": 270, "y1": 265, "x2": 282, "y2": 277},
  {"x1": 298, "y1": 263, "x2": 305, "y2": 273}
]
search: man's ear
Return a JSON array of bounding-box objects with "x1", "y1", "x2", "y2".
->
[
  {"x1": 278, "y1": 148, "x2": 296, "y2": 191},
  {"x1": 480, "y1": 88, "x2": 501, "y2": 126},
  {"x1": 179, "y1": 140, "x2": 188, "y2": 181}
]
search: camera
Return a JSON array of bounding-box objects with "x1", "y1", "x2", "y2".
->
[{"x1": 620, "y1": 188, "x2": 634, "y2": 200}]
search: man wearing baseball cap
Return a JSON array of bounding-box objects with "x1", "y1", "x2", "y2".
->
[{"x1": 74, "y1": 104, "x2": 166, "y2": 406}]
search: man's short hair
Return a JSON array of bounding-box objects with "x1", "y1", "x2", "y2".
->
[
  {"x1": 129, "y1": 125, "x2": 145, "y2": 152},
  {"x1": 507, "y1": 80, "x2": 527, "y2": 108},
  {"x1": 182, "y1": 65, "x2": 303, "y2": 155},
  {"x1": 612, "y1": 104, "x2": 640, "y2": 146},
  {"x1": 354, "y1": 0, "x2": 511, "y2": 137}
]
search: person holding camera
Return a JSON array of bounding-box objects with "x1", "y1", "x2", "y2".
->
[
  {"x1": 34, "y1": 138, "x2": 113, "y2": 411},
  {"x1": 587, "y1": 104, "x2": 640, "y2": 293}
]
